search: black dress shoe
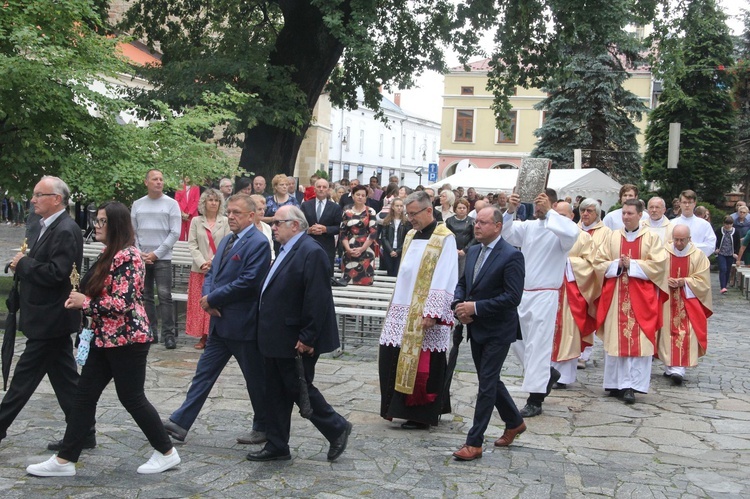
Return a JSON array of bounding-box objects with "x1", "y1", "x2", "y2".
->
[
  {"x1": 163, "y1": 420, "x2": 188, "y2": 442},
  {"x1": 519, "y1": 403, "x2": 543, "y2": 418},
  {"x1": 327, "y1": 421, "x2": 352, "y2": 461},
  {"x1": 671, "y1": 373, "x2": 684, "y2": 386},
  {"x1": 622, "y1": 388, "x2": 636, "y2": 404},
  {"x1": 47, "y1": 433, "x2": 96, "y2": 451},
  {"x1": 607, "y1": 389, "x2": 623, "y2": 398},
  {"x1": 246, "y1": 448, "x2": 292, "y2": 462},
  {"x1": 545, "y1": 367, "x2": 561, "y2": 396},
  {"x1": 553, "y1": 382, "x2": 567, "y2": 389},
  {"x1": 164, "y1": 334, "x2": 177, "y2": 350},
  {"x1": 400, "y1": 420, "x2": 429, "y2": 430}
]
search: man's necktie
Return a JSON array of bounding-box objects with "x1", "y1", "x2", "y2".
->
[
  {"x1": 222, "y1": 233, "x2": 238, "y2": 263},
  {"x1": 473, "y1": 245, "x2": 488, "y2": 284},
  {"x1": 316, "y1": 200, "x2": 323, "y2": 222}
]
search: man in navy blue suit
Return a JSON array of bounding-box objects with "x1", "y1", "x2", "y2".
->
[
  {"x1": 451, "y1": 206, "x2": 526, "y2": 461},
  {"x1": 163, "y1": 194, "x2": 271, "y2": 445},
  {"x1": 247, "y1": 205, "x2": 352, "y2": 462},
  {"x1": 300, "y1": 178, "x2": 343, "y2": 275}
]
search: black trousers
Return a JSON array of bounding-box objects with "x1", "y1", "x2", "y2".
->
[
  {"x1": 466, "y1": 339, "x2": 523, "y2": 447},
  {"x1": 0, "y1": 335, "x2": 79, "y2": 439},
  {"x1": 263, "y1": 355, "x2": 347, "y2": 455},
  {"x1": 57, "y1": 342, "x2": 172, "y2": 462}
]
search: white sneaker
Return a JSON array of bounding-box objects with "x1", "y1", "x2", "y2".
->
[
  {"x1": 137, "y1": 448, "x2": 181, "y2": 474},
  {"x1": 26, "y1": 455, "x2": 76, "y2": 477}
]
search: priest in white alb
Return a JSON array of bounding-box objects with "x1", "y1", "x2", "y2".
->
[
  {"x1": 657, "y1": 225, "x2": 712, "y2": 385},
  {"x1": 594, "y1": 199, "x2": 669, "y2": 405},
  {"x1": 642, "y1": 196, "x2": 673, "y2": 243},
  {"x1": 550, "y1": 202, "x2": 600, "y2": 388}
]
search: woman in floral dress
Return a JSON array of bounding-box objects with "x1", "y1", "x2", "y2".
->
[{"x1": 340, "y1": 184, "x2": 378, "y2": 285}]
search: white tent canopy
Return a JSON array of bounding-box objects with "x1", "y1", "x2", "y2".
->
[{"x1": 429, "y1": 167, "x2": 623, "y2": 212}]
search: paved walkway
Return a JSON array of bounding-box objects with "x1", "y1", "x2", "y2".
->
[{"x1": 0, "y1": 223, "x2": 748, "y2": 497}]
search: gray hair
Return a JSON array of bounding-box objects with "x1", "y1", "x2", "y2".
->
[
  {"x1": 404, "y1": 190, "x2": 431, "y2": 209},
  {"x1": 648, "y1": 196, "x2": 666, "y2": 209},
  {"x1": 579, "y1": 198, "x2": 601, "y2": 218},
  {"x1": 198, "y1": 188, "x2": 226, "y2": 216},
  {"x1": 41, "y1": 175, "x2": 71, "y2": 205},
  {"x1": 219, "y1": 177, "x2": 233, "y2": 189},
  {"x1": 249, "y1": 194, "x2": 266, "y2": 211},
  {"x1": 280, "y1": 205, "x2": 309, "y2": 231}
]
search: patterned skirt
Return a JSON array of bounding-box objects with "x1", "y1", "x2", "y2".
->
[{"x1": 186, "y1": 271, "x2": 210, "y2": 338}]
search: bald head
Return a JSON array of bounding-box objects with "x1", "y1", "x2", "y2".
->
[
  {"x1": 474, "y1": 199, "x2": 488, "y2": 212},
  {"x1": 672, "y1": 224, "x2": 691, "y2": 251},
  {"x1": 554, "y1": 201, "x2": 574, "y2": 220}
]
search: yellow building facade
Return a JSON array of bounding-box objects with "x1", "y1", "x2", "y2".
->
[{"x1": 439, "y1": 59, "x2": 655, "y2": 179}]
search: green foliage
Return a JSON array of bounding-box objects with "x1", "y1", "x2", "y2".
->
[
  {"x1": 118, "y1": 0, "x2": 474, "y2": 176},
  {"x1": 0, "y1": 0, "x2": 241, "y2": 205},
  {"x1": 698, "y1": 202, "x2": 727, "y2": 232},
  {"x1": 0, "y1": 0, "x2": 127, "y2": 195},
  {"x1": 482, "y1": 0, "x2": 658, "y2": 134},
  {"x1": 643, "y1": 0, "x2": 736, "y2": 206},
  {"x1": 730, "y1": 11, "x2": 750, "y2": 200},
  {"x1": 314, "y1": 169, "x2": 329, "y2": 180},
  {"x1": 531, "y1": 52, "x2": 647, "y2": 183}
]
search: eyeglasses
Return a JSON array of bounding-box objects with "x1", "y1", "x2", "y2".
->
[
  {"x1": 405, "y1": 206, "x2": 429, "y2": 218},
  {"x1": 226, "y1": 210, "x2": 251, "y2": 216},
  {"x1": 32, "y1": 192, "x2": 58, "y2": 199},
  {"x1": 270, "y1": 219, "x2": 292, "y2": 227},
  {"x1": 92, "y1": 218, "x2": 108, "y2": 228}
]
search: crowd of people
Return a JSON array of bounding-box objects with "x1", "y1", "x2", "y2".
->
[{"x1": 0, "y1": 170, "x2": 735, "y2": 474}]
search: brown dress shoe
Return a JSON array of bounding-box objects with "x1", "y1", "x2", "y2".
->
[
  {"x1": 194, "y1": 334, "x2": 207, "y2": 349},
  {"x1": 452, "y1": 444, "x2": 482, "y2": 461},
  {"x1": 494, "y1": 421, "x2": 527, "y2": 447}
]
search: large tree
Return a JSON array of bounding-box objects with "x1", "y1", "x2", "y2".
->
[
  {"x1": 0, "y1": 0, "x2": 239, "y2": 202},
  {"x1": 643, "y1": 0, "x2": 736, "y2": 205},
  {"x1": 531, "y1": 52, "x2": 647, "y2": 183},
  {"x1": 731, "y1": 11, "x2": 750, "y2": 201},
  {"x1": 119, "y1": 0, "x2": 470, "y2": 180}
]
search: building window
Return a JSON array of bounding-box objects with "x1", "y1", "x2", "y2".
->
[
  {"x1": 461, "y1": 86, "x2": 474, "y2": 95},
  {"x1": 379, "y1": 133, "x2": 384, "y2": 156},
  {"x1": 497, "y1": 111, "x2": 517, "y2": 144},
  {"x1": 391, "y1": 137, "x2": 396, "y2": 158},
  {"x1": 455, "y1": 110, "x2": 474, "y2": 142},
  {"x1": 359, "y1": 129, "x2": 365, "y2": 154}
]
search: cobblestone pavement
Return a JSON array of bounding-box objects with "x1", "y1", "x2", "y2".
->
[{"x1": 0, "y1": 223, "x2": 748, "y2": 497}]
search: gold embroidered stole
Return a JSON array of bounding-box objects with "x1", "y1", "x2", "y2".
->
[{"x1": 394, "y1": 224, "x2": 451, "y2": 394}]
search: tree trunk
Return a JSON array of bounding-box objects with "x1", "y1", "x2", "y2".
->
[{"x1": 239, "y1": 1, "x2": 346, "y2": 180}]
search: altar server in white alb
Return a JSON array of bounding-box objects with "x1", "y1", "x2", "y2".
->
[
  {"x1": 502, "y1": 189, "x2": 579, "y2": 417},
  {"x1": 668, "y1": 189, "x2": 716, "y2": 257}
]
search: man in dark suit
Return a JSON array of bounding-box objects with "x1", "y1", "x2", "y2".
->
[
  {"x1": 451, "y1": 206, "x2": 526, "y2": 461},
  {"x1": 163, "y1": 194, "x2": 271, "y2": 445},
  {"x1": 300, "y1": 178, "x2": 343, "y2": 275},
  {"x1": 247, "y1": 205, "x2": 352, "y2": 462},
  {"x1": 1, "y1": 176, "x2": 85, "y2": 448}
]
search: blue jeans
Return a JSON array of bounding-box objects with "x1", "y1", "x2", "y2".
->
[
  {"x1": 717, "y1": 254, "x2": 735, "y2": 289},
  {"x1": 143, "y1": 259, "x2": 175, "y2": 338}
]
